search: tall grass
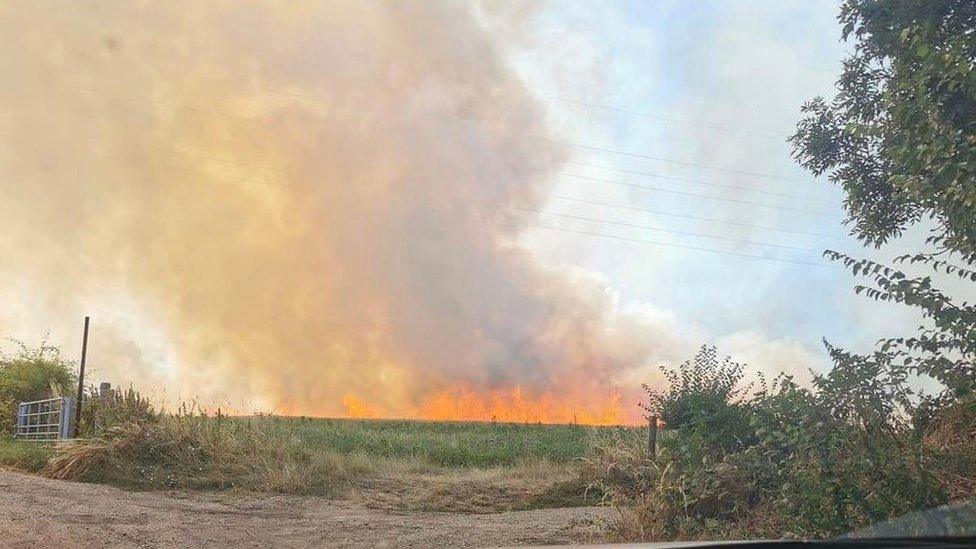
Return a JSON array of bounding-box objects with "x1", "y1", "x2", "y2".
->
[
  {"x1": 38, "y1": 403, "x2": 634, "y2": 499},
  {"x1": 0, "y1": 435, "x2": 51, "y2": 471},
  {"x1": 44, "y1": 412, "x2": 385, "y2": 493},
  {"x1": 234, "y1": 416, "x2": 596, "y2": 467}
]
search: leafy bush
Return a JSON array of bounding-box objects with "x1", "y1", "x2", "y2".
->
[
  {"x1": 592, "y1": 346, "x2": 975, "y2": 541},
  {"x1": 0, "y1": 341, "x2": 76, "y2": 435},
  {"x1": 641, "y1": 345, "x2": 754, "y2": 459}
]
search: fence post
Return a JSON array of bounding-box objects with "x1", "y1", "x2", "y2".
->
[
  {"x1": 17, "y1": 402, "x2": 26, "y2": 434},
  {"x1": 60, "y1": 396, "x2": 75, "y2": 439},
  {"x1": 647, "y1": 415, "x2": 657, "y2": 460},
  {"x1": 73, "y1": 316, "x2": 90, "y2": 437},
  {"x1": 99, "y1": 382, "x2": 112, "y2": 402}
]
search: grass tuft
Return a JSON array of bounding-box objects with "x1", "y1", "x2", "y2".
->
[{"x1": 0, "y1": 435, "x2": 52, "y2": 471}]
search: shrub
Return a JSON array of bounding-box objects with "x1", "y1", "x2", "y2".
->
[
  {"x1": 593, "y1": 345, "x2": 974, "y2": 541},
  {"x1": 641, "y1": 345, "x2": 755, "y2": 461},
  {"x1": 0, "y1": 341, "x2": 76, "y2": 435}
]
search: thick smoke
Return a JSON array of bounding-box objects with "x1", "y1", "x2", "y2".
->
[{"x1": 0, "y1": 1, "x2": 678, "y2": 421}]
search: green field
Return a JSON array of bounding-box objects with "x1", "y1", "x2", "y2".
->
[
  {"x1": 0, "y1": 413, "x2": 646, "y2": 511},
  {"x1": 234, "y1": 416, "x2": 632, "y2": 467}
]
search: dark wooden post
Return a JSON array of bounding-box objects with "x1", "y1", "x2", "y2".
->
[
  {"x1": 73, "y1": 316, "x2": 90, "y2": 437},
  {"x1": 647, "y1": 415, "x2": 657, "y2": 460}
]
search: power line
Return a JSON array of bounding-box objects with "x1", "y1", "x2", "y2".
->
[
  {"x1": 507, "y1": 206, "x2": 821, "y2": 253},
  {"x1": 531, "y1": 223, "x2": 833, "y2": 268},
  {"x1": 83, "y1": 137, "x2": 843, "y2": 252},
  {"x1": 560, "y1": 173, "x2": 840, "y2": 217},
  {"x1": 567, "y1": 162, "x2": 828, "y2": 204},
  {"x1": 559, "y1": 140, "x2": 809, "y2": 183},
  {"x1": 42, "y1": 79, "x2": 806, "y2": 191},
  {"x1": 540, "y1": 95, "x2": 786, "y2": 140},
  {"x1": 14, "y1": 128, "x2": 849, "y2": 260},
  {"x1": 550, "y1": 195, "x2": 850, "y2": 241},
  {"x1": 14, "y1": 116, "x2": 851, "y2": 245},
  {"x1": 12, "y1": 83, "x2": 853, "y2": 246},
  {"x1": 25, "y1": 101, "x2": 837, "y2": 218}
]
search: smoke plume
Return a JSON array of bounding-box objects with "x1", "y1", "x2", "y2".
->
[{"x1": 0, "y1": 1, "x2": 693, "y2": 423}]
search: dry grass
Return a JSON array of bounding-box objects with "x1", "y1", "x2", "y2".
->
[
  {"x1": 356, "y1": 458, "x2": 594, "y2": 513},
  {"x1": 42, "y1": 417, "x2": 380, "y2": 494},
  {"x1": 34, "y1": 412, "x2": 631, "y2": 513},
  {"x1": 923, "y1": 396, "x2": 976, "y2": 502}
]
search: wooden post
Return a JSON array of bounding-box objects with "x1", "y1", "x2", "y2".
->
[
  {"x1": 73, "y1": 316, "x2": 90, "y2": 437},
  {"x1": 647, "y1": 415, "x2": 657, "y2": 460},
  {"x1": 98, "y1": 382, "x2": 112, "y2": 409}
]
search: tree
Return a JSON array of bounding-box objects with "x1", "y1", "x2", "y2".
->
[{"x1": 791, "y1": 0, "x2": 976, "y2": 397}]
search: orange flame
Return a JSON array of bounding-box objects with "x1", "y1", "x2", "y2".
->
[
  {"x1": 341, "y1": 385, "x2": 639, "y2": 426},
  {"x1": 341, "y1": 394, "x2": 384, "y2": 419}
]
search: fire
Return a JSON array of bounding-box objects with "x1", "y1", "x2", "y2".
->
[
  {"x1": 341, "y1": 394, "x2": 384, "y2": 419},
  {"x1": 420, "y1": 385, "x2": 634, "y2": 425},
  {"x1": 341, "y1": 385, "x2": 640, "y2": 426}
]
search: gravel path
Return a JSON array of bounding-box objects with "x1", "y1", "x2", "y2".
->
[{"x1": 0, "y1": 470, "x2": 614, "y2": 548}]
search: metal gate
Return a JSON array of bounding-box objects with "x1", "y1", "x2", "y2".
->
[{"x1": 16, "y1": 396, "x2": 75, "y2": 441}]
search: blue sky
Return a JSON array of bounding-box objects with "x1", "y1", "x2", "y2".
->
[{"x1": 504, "y1": 0, "x2": 954, "y2": 379}]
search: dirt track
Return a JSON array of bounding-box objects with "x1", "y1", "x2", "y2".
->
[{"x1": 0, "y1": 470, "x2": 614, "y2": 548}]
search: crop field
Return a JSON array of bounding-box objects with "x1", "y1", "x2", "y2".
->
[
  {"x1": 228, "y1": 416, "x2": 631, "y2": 467},
  {"x1": 0, "y1": 412, "x2": 648, "y2": 514}
]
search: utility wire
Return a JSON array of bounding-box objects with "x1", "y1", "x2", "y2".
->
[
  {"x1": 13, "y1": 120, "x2": 853, "y2": 249},
  {"x1": 18, "y1": 131, "x2": 851, "y2": 259},
  {"x1": 37, "y1": 80, "x2": 815, "y2": 194},
  {"x1": 560, "y1": 173, "x2": 840, "y2": 217},
  {"x1": 11, "y1": 83, "x2": 855, "y2": 253},
  {"x1": 88, "y1": 136, "x2": 848, "y2": 254},
  {"x1": 29, "y1": 101, "x2": 836, "y2": 218},
  {"x1": 567, "y1": 162, "x2": 828, "y2": 204},
  {"x1": 558, "y1": 140, "x2": 809, "y2": 183},
  {"x1": 540, "y1": 94, "x2": 786, "y2": 140},
  {"x1": 506, "y1": 206, "x2": 821, "y2": 253},
  {"x1": 550, "y1": 195, "x2": 850, "y2": 241},
  {"x1": 531, "y1": 223, "x2": 833, "y2": 268}
]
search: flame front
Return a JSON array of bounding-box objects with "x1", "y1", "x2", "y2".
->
[
  {"x1": 341, "y1": 394, "x2": 384, "y2": 419},
  {"x1": 341, "y1": 385, "x2": 638, "y2": 426},
  {"x1": 420, "y1": 385, "x2": 633, "y2": 425}
]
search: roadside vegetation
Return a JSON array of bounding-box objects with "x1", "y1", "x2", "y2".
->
[
  {"x1": 39, "y1": 407, "x2": 605, "y2": 495},
  {"x1": 585, "y1": 346, "x2": 975, "y2": 540},
  {"x1": 0, "y1": 340, "x2": 71, "y2": 472},
  {"x1": 2, "y1": 338, "x2": 970, "y2": 532},
  {"x1": 0, "y1": 340, "x2": 75, "y2": 437},
  {"x1": 589, "y1": 0, "x2": 976, "y2": 541},
  {"x1": 0, "y1": 352, "x2": 624, "y2": 511}
]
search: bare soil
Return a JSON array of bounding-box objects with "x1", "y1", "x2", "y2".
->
[{"x1": 0, "y1": 470, "x2": 615, "y2": 548}]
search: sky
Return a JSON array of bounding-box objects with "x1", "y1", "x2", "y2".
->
[
  {"x1": 0, "y1": 1, "x2": 965, "y2": 421},
  {"x1": 509, "y1": 0, "x2": 961, "y2": 379}
]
